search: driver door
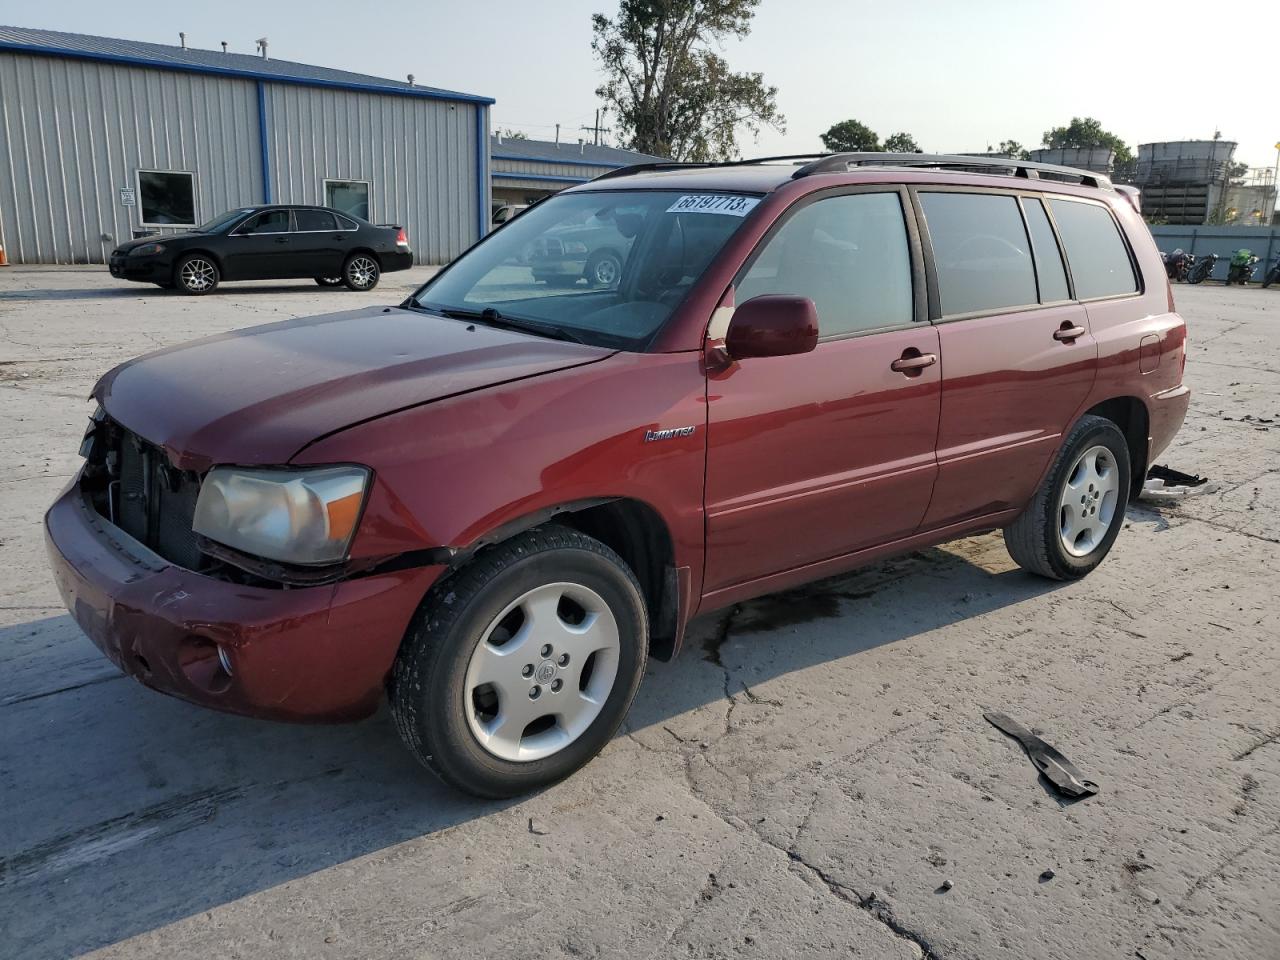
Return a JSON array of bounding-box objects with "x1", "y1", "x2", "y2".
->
[
  {"x1": 703, "y1": 188, "x2": 942, "y2": 595},
  {"x1": 224, "y1": 209, "x2": 293, "y2": 279}
]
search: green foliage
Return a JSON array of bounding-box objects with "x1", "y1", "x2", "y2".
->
[
  {"x1": 996, "y1": 140, "x2": 1029, "y2": 160},
  {"x1": 592, "y1": 1, "x2": 784, "y2": 161},
  {"x1": 821, "y1": 119, "x2": 881, "y2": 152},
  {"x1": 1041, "y1": 117, "x2": 1133, "y2": 166},
  {"x1": 883, "y1": 132, "x2": 920, "y2": 153}
]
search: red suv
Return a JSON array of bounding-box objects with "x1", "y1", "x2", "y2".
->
[{"x1": 46, "y1": 154, "x2": 1188, "y2": 797}]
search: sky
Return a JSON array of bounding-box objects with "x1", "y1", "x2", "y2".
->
[{"x1": 6, "y1": 0, "x2": 1278, "y2": 168}]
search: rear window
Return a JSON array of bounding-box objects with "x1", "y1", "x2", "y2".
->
[
  {"x1": 1021, "y1": 198, "x2": 1070, "y2": 302},
  {"x1": 1047, "y1": 198, "x2": 1137, "y2": 299},
  {"x1": 920, "y1": 192, "x2": 1036, "y2": 316},
  {"x1": 295, "y1": 209, "x2": 337, "y2": 231}
]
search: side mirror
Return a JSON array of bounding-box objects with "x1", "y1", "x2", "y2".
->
[{"x1": 725, "y1": 295, "x2": 819, "y2": 359}]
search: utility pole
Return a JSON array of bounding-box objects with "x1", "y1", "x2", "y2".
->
[{"x1": 580, "y1": 109, "x2": 612, "y2": 147}]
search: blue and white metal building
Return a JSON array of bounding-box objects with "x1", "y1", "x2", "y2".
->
[{"x1": 0, "y1": 25, "x2": 493, "y2": 264}]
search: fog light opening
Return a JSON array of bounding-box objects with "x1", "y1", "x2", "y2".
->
[{"x1": 216, "y1": 645, "x2": 234, "y2": 677}]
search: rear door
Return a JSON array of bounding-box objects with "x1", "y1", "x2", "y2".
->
[
  {"x1": 913, "y1": 189, "x2": 1098, "y2": 529},
  {"x1": 290, "y1": 208, "x2": 345, "y2": 277},
  {"x1": 223, "y1": 209, "x2": 293, "y2": 279},
  {"x1": 703, "y1": 187, "x2": 941, "y2": 595}
]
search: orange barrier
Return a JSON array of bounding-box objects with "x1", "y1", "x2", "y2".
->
[{"x1": 0, "y1": 244, "x2": 8, "y2": 266}]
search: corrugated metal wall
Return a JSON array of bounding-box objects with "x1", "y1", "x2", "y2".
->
[
  {"x1": 263, "y1": 84, "x2": 483, "y2": 263},
  {"x1": 0, "y1": 52, "x2": 260, "y2": 263},
  {"x1": 0, "y1": 51, "x2": 485, "y2": 265},
  {"x1": 493, "y1": 156, "x2": 604, "y2": 181}
]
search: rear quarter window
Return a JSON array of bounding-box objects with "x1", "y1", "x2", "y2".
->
[{"x1": 1047, "y1": 198, "x2": 1137, "y2": 300}]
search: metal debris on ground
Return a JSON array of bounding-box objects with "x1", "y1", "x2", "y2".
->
[{"x1": 984, "y1": 712, "x2": 1100, "y2": 799}]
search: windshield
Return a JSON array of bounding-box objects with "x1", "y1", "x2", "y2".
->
[
  {"x1": 197, "y1": 209, "x2": 256, "y2": 233},
  {"x1": 413, "y1": 190, "x2": 761, "y2": 349}
]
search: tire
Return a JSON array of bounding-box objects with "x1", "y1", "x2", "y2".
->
[
  {"x1": 174, "y1": 254, "x2": 219, "y2": 295},
  {"x1": 1003, "y1": 414, "x2": 1132, "y2": 581},
  {"x1": 315, "y1": 276, "x2": 344, "y2": 287},
  {"x1": 342, "y1": 253, "x2": 380, "y2": 291},
  {"x1": 585, "y1": 251, "x2": 622, "y2": 287},
  {"x1": 390, "y1": 525, "x2": 649, "y2": 798},
  {"x1": 1188, "y1": 261, "x2": 1211, "y2": 284}
]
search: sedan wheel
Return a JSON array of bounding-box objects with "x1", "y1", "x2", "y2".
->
[
  {"x1": 176, "y1": 256, "x2": 218, "y2": 295},
  {"x1": 342, "y1": 254, "x2": 380, "y2": 291},
  {"x1": 315, "y1": 276, "x2": 344, "y2": 287}
]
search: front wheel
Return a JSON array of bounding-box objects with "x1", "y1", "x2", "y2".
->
[
  {"x1": 390, "y1": 525, "x2": 649, "y2": 798},
  {"x1": 1003, "y1": 415, "x2": 1131, "y2": 580},
  {"x1": 174, "y1": 255, "x2": 219, "y2": 295},
  {"x1": 342, "y1": 253, "x2": 380, "y2": 291},
  {"x1": 315, "y1": 276, "x2": 344, "y2": 287}
]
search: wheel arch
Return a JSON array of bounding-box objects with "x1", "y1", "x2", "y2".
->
[
  {"x1": 1082, "y1": 396, "x2": 1149, "y2": 497},
  {"x1": 346, "y1": 247, "x2": 382, "y2": 266},
  {"x1": 174, "y1": 247, "x2": 225, "y2": 273},
  {"x1": 445, "y1": 496, "x2": 682, "y2": 662}
]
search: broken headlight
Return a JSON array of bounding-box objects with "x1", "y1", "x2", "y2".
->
[{"x1": 192, "y1": 465, "x2": 370, "y2": 566}]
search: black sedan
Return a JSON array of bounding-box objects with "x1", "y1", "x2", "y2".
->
[{"x1": 108, "y1": 205, "x2": 413, "y2": 295}]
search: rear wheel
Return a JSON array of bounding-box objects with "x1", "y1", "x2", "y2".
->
[
  {"x1": 174, "y1": 255, "x2": 219, "y2": 295},
  {"x1": 390, "y1": 525, "x2": 648, "y2": 798},
  {"x1": 342, "y1": 253, "x2": 380, "y2": 291},
  {"x1": 1004, "y1": 415, "x2": 1131, "y2": 580},
  {"x1": 586, "y1": 251, "x2": 622, "y2": 287}
]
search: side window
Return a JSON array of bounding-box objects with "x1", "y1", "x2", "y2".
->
[
  {"x1": 237, "y1": 210, "x2": 291, "y2": 234},
  {"x1": 920, "y1": 192, "x2": 1036, "y2": 316},
  {"x1": 294, "y1": 209, "x2": 337, "y2": 231},
  {"x1": 1047, "y1": 198, "x2": 1137, "y2": 299},
  {"x1": 1021, "y1": 198, "x2": 1070, "y2": 302},
  {"x1": 737, "y1": 192, "x2": 913, "y2": 337},
  {"x1": 334, "y1": 214, "x2": 359, "y2": 231}
]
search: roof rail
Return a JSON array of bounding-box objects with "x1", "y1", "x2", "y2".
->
[
  {"x1": 791, "y1": 152, "x2": 1114, "y2": 189},
  {"x1": 591, "y1": 153, "x2": 831, "y2": 182}
]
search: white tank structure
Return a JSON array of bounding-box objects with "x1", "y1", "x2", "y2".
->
[
  {"x1": 1135, "y1": 141, "x2": 1238, "y2": 225},
  {"x1": 1027, "y1": 147, "x2": 1115, "y2": 175}
]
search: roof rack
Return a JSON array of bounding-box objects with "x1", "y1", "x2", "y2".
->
[
  {"x1": 592, "y1": 153, "x2": 829, "y2": 182},
  {"x1": 790, "y1": 153, "x2": 1113, "y2": 189}
]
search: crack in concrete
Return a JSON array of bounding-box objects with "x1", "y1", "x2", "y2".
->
[{"x1": 1233, "y1": 728, "x2": 1280, "y2": 761}]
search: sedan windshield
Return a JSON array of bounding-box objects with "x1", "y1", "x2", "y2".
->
[
  {"x1": 413, "y1": 190, "x2": 761, "y2": 349},
  {"x1": 196, "y1": 209, "x2": 255, "y2": 233}
]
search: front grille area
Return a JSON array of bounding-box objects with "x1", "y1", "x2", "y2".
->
[{"x1": 86, "y1": 420, "x2": 207, "y2": 571}]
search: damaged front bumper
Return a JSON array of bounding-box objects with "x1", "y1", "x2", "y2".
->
[{"x1": 44, "y1": 478, "x2": 444, "y2": 722}]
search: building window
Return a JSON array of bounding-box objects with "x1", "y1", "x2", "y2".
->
[
  {"x1": 137, "y1": 170, "x2": 197, "y2": 227},
  {"x1": 324, "y1": 179, "x2": 371, "y2": 220}
]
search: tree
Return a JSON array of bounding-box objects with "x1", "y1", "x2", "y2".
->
[
  {"x1": 995, "y1": 140, "x2": 1029, "y2": 160},
  {"x1": 883, "y1": 132, "x2": 920, "y2": 153},
  {"x1": 1041, "y1": 117, "x2": 1133, "y2": 166},
  {"x1": 592, "y1": 1, "x2": 784, "y2": 161},
  {"x1": 498, "y1": 128, "x2": 529, "y2": 141},
  {"x1": 821, "y1": 119, "x2": 880, "y2": 152}
]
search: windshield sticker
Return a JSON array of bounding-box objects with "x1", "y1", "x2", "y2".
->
[{"x1": 666, "y1": 195, "x2": 760, "y2": 217}]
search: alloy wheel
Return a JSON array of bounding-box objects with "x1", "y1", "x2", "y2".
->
[
  {"x1": 180, "y1": 258, "x2": 216, "y2": 292},
  {"x1": 347, "y1": 257, "x2": 378, "y2": 289},
  {"x1": 463, "y1": 582, "x2": 620, "y2": 762},
  {"x1": 1058, "y1": 444, "x2": 1119, "y2": 557}
]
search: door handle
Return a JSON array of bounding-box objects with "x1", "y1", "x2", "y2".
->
[
  {"x1": 1053, "y1": 324, "x2": 1086, "y2": 342},
  {"x1": 890, "y1": 351, "x2": 938, "y2": 374},
  {"x1": 274, "y1": 236, "x2": 289, "y2": 244}
]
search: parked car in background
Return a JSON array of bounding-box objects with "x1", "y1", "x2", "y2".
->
[
  {"x1": 108, "y1": 205, "x2": 412, "y2": 295},
  {"x1": 528, "y1": 207, "x2": 635, "y2": 287},
  {"x1": 492, "y1": 204, "x2": 529, "y2": 226},
  {"x1": 49, "y1": 153, "x2": 1188, "y2": 798}
]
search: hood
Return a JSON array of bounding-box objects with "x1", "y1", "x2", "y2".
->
[
  {"x1": 96, "y1": 306, "x2": 614, "y2": 471},
  {"x1": 114, "y1": 232, "x2": 204, "y2": 253}
]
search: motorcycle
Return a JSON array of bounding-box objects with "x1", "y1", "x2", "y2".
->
[
  {"x1": 1226, "y1": 249, "x2": 1259, "y2": 285},
  {"x1": 1263, "y1": 256, "x2": 1280, "y2": 289},
  {"x1": 1188, "y1": 253, "x2": 1218, "y2": 284},
  {"x1": 1162, "y1": 248, "x2": 1195, "y2": 282}
]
